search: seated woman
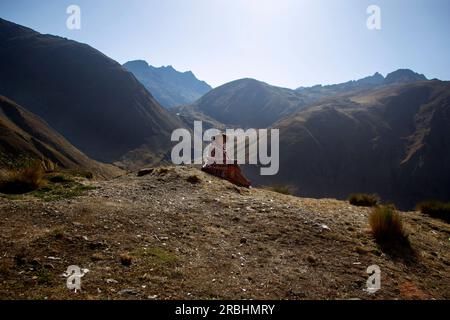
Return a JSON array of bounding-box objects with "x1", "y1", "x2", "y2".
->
[{"x1": 201, "y1": 133, "x2": 251, "y2": 188}]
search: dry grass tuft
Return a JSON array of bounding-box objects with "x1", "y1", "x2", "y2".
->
[
  {"x1": 369, "y1": 205, "x2": 408, "y2": 246},
  {"x1": 265, "y1": 184, "x2": 296, "y2": 195},
  {"x1": 186, "y1": 175, "x2": 202, "y2": 184},
  {"x1": 0, "y1": 164, "x2": 45, "y2": 194},
  {"x1": 119, "y1": 253, "x2": 133, "y2": 266},
  {"x1": 349, "y1": 193, "x2": 379, "y2": 207},
  {"x1": 416, "y1": 200, "x2": 450, "y2": 223}
]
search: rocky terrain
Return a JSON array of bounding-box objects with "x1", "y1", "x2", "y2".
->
[{"x1": 0, "y1": 166, "x2": 449, "y2": 300}]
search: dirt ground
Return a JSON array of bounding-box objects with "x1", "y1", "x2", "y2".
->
[{"x1": 0, "y1": 165, "x2": 449, "y2": 300}]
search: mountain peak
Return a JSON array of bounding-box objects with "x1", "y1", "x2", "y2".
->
[
  {"x1": 357, "y1": 72, "x2": 385, "y2": 85},
  {"x1": 122, "y1": 60, "x2": 149, "y2": 71},
  {"x1": 385, "y1": 69, "x2": 427, "y2": 84},
  {"x1": 123, "y1": 60, "x2": 212, "y2": 108}
]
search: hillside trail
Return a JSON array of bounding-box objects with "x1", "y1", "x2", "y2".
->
[{"x1": 0, "y1": 165, "x2": 449, "y2": 299}]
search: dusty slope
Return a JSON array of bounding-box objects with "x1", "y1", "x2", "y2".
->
[{"x1": 0, "y1": 166, "x2": 449, "y2": 299}]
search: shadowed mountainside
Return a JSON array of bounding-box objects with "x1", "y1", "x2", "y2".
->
[
  {"x1": 246, "y1": 80, "x2": 450, "y2": 209},
  {"x1": 0, "y1": 96, "x2": 121, "y2": 177},
  {"x1": 174, "y1": 78, "x2": 312, "y2": 128},
  {"x1": 0, "y1": 18, "x2": 182, "y2": 166}
]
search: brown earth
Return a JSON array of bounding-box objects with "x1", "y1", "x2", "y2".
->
[{"x1": 0, "y1": 166, "x2": 449, "y2": 300}]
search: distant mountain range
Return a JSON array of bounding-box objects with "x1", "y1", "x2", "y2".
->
[
  {"x1": 175, "y1": 68, "x2": 449, "y2": 209},
  {"x1": 296, "y1": 69, "x2": 428, "y2": 102},
  {"x1": 123, "y1": 60, "x2": 212, "y2": 108},
  {"x1": 175, "y1": 70, "x2": 430, "y2": 130},
  {"x1": 0, "y1": 18, "x2": 181, "y2": 168}
]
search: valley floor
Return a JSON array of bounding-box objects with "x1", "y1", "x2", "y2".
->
[{"x1": 0, "y1": 166, "x2": 449, "y2": 299}]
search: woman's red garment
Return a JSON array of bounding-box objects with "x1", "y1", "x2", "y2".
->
[{"x1": 202, "y1": 163, "x2": 251, "y2": 188}]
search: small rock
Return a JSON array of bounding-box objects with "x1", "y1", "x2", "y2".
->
[
  {"x1": 240, "y1": 237, "x2": 247, "y2": 244},
  {"x1": 306, "y1": 255, "x2": 317, "y2": 264},
  {"x1": 91, "y1": 253, "x2": 106, "y2": 261},
  {"x1": 118, "y1": 288, "x2": 138, "y2": 295},
  {"x1": 137, "y1": 168, "x2": 154, "y2": 177},
  {"x1": 106, "y1": 278, "x2": 119, "y2": 284}
]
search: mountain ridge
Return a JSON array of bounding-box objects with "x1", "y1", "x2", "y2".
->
[
  {"x1": 123, "y1": 59, "x2": 212, "y2": 108},
  {"x1": 174, "y1": 78, "x2": 311, "y2": 128},
  {"x1": 295, "y1": 69, "x2": 429, "y2": 102}
]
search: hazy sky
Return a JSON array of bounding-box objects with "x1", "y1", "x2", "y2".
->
[{"x1": 1, "y1": 0, "x2": 449, "y2": 88}]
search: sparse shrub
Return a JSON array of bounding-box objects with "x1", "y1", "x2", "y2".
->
[
  {"x1": 306, "y1": 255, "x2": 317, "y2": 265},
  {"x1": 41, "y1": 158, "x2": 58, "y2": 173},
  {"x1": 186, "y1": 175, "x2": 201, "y2": 184},
  {"x1": 0, "y1": 164, "x2": 45, "y2": 194},
  {"x1": 48, "y1": 174, "x2": 73, "y2": 183},
  {"x1": 119, "y1": 253, "x2": 133, "y2": 266},
  {"x1": 66, "y1": 169, "x2": 94, "y2": 179},
  {"x1": 14, "y1": 248, "x2": 29, "y2": 266},
  {"x1": 349, "y1": 193, "x2": 379, "y2": 207},
  {"x1": 416, "y1": 200, "x2": 450, "y2": 223},
  {"x1": 81, "y1": 171, "x2": 94, "y2": 179},
  {"x1": 266, "y1": 184, "x2": 296, "y2": 195},
  {"x1": 369, "y1": 205, "x2": 408, "y2": 245},
  {"x1": 49, "y1": 228, "x2": 65, "y2": 240}
]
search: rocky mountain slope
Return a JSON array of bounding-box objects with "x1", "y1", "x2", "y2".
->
[
  {"x1": 246, "y1": 80, "x2": 450, "y2": 209},
  {"x1": 0, "y1": 18, "x2": 181, "y2": 166},
  {"x1": 123, "y1": 60, "x2": 212, "y2": 108},
  {"x1": 174, "y1": 70, "x2": 429, "y2": 130},
  {"x1": 0, "y1": 96, "x2": 121, "y2": 177},
  {"x1": 175, "y1": 78, "x2": 311, "y2": 128},
  {"x1": 0, "y1": 166, "x2": 448, "y2": 299}
]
